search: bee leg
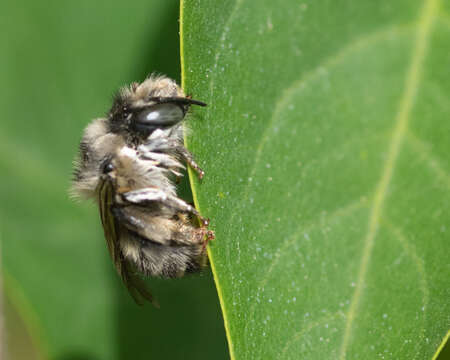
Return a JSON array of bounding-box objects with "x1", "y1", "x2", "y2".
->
[
  {"x1": 110, "y1": 206, "x2": 146, "y2": 233},
  {"x1": 123, "y1": 188, "x2": 208, "y2": 224},
  {"x1": 201, "y1": 229, "x2": 215, "y2": 252},
  {"x1": 177, "y1": 214, "x2": 214, "y2": 247},
  {"x1": 123, "y1": 188, "x2": 212, "y2": 228},
  {"x1": 112, "y1": 205, "x2": 178, "y2": 246},
  {"x1": 174, "y1": 223, "x2": 213, "y2": 245},
  {"x1": 177, "y1": 147, "x2": 205, "y2": 179}
]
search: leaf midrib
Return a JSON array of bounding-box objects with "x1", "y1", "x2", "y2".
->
[{"x1": 338, "y1": 0, "x2": 439, "y2": 358}]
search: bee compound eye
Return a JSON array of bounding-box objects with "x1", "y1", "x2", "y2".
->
[
  {"x1": 102, "y1": 162, "x2": 114, "y2": 174},
  {"x1": 136, "y1": 103, "x2": 184, "y2": 127}
]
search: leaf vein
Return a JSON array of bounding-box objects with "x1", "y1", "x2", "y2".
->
[
  {"x1": 406, "y1": 131, "x2": 450, "y2": 189},
  {"x1": 247, "y1": 197, "x2": 369, "y2": 357},
  {"x1": 280, "y1": 311, "x2": 346, "y2": 358},
  {"x1": 338, "y1": 0, "x2": 438, "y2": 357},
  {"x1": 247, "y1": 24, "x2": 414, "y2": 191},
  {"x1": 382, "y1": 220, "x2": 429, "y2": 358}
]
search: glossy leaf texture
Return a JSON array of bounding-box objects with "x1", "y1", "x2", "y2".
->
[{"x1": 181, "y1": 0, "x2": 450, "y2": 358}]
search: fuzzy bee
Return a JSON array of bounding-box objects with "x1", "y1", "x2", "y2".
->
[{"x1": 71, "y1": 75, "x2": 214, "y2": 306}]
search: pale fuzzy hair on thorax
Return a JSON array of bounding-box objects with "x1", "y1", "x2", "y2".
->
[{"x1": 118, "y1": 75, "x2": 185, "y2": 109}]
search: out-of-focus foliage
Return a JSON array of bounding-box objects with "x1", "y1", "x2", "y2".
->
[{"x1": 0, "y1": 1, "x2": 226, "y2": 359}]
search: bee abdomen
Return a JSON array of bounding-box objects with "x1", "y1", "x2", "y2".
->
[{"x1": 123, "y1": 233, "x2": 203, "y2": 278}]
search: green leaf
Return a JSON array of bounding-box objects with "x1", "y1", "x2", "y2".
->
[
  {"x1": 181, "y1": 0, "x2": 450, "y2": 358},
  {"x1": 1, "y1": 1, "x2": 227, "y2": 359}
]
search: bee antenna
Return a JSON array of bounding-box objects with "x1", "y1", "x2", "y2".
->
[{"x1": 147, "y1": 96, "x2": 207, "y2": 107}]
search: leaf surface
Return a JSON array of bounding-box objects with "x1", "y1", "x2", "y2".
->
[{"x1": 181, "y1": 0, "x2": 450, "y2": 358}]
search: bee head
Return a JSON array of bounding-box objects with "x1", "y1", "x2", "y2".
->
[{"x1": 108, "y1": 75, "x2": 206, "y2": 142}]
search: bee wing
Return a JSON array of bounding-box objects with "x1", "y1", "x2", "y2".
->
[
  {"x1": 97, "y1": 177, "x2": 159, "y2": 307},
  {"x1": 98, "y1": 177, "x2": 121, "y2": 270},
  {"x1": 121, "y1": 261, "x2": 160, "y2": 308}
]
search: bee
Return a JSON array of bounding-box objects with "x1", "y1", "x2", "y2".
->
[{"x1": 71, "y1": 75, "x2": 214, "y2": 306}]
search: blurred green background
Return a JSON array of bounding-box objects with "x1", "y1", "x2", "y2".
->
[{"x1": 0, "y1": 1, "x2": 227, "y2": 359}]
